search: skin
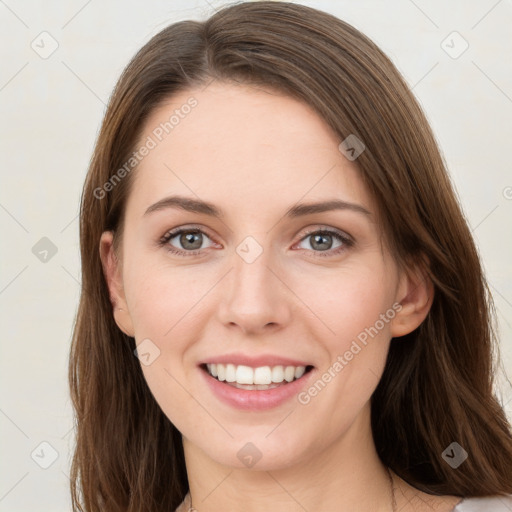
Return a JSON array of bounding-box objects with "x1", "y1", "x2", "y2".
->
[{"x1": 100, "y1": 82, "x2": 462, "y2": 511}]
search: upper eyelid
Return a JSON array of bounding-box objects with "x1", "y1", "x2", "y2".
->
[
  {"x1": 299, "y1": 226, "x2": 352, "y2": 240},
  {"x1": 161, "y1": 223, "x2": 211, "y2": 236}
]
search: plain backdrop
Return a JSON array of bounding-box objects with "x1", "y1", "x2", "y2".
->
[{"x1": 1, "y1": 0, "x2": 511, "y2": 510}]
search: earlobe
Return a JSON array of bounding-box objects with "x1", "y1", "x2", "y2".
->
[
  {"x1": 99, "y1": 231, "x2": 135, "y2": 337},
  {"x1": 390, "y1": 263, "x2": 434, "y2": 338},
  {"x1": 112, "y1": 307, "x2": 135, "y2": 337}
]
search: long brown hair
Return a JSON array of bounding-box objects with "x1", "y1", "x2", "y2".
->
[{"x1": 68, "y1": 2, "x2": 512, "y2": 510}]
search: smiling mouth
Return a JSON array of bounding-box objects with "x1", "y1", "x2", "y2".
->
[{"x1": 200, "y1": 363, "x2": 315, "y2": 390}]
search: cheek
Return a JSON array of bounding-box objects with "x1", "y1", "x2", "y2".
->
[
  {"x1": 291, "y1": 262, "x2": 396, "y2": 346},
  {"x1": 290, "y1": 267, "x2": 395, "y2": 435},
  {"x1": 124, "y1": 258, "x2": 210, "y2": 341},
  {"x1": 123, "y1": 261, "x2": 210, "y2": 430}
]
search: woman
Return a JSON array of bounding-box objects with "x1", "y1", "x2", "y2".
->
[{"x1": 68, "y1": 2, "x2": 512, "y2": 511}]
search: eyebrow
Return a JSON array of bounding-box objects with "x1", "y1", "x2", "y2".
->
[{"x1": 143, "y1": 194, "x2": 371, "y2": 219}]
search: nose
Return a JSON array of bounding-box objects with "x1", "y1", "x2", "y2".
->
[{"x1": 216, "y1": 240, "x2": 292, "y2": 335}]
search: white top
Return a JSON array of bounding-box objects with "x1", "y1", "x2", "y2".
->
[
  {"x1": 453, "y1": 494, "x2": 512, "y2": 511},
  {"x1": 175, "y1": 493, "x2": 512, "y2": 511}
]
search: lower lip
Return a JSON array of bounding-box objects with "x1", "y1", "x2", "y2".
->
[{"x1": 200, "y1": 366, "x2": 316, "y2": 411}]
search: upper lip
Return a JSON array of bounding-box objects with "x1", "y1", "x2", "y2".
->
[{"x1": 198, "y1": 353, "x2": 314, "y2": 368}]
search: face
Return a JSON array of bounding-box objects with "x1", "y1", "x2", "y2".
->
[{"x1": 100, "y1": 81, "x2": 430, "y2": 471}]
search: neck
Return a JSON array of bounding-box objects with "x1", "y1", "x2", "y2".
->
[{"x1": 182, "y1": 404, "x2": 395, "y2": 512}]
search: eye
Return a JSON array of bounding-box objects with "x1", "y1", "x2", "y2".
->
[
  {"x1": 159, "y1": 226, "x2": 217, "y2": 256},
  {"x1": 158, "y1": 225, "x2": 354, "y2": 258},
  {"x1": 294, "y1": 228, "x2": 353, "y2": 257}
]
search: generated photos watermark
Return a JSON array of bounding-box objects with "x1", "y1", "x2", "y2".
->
[
  {"x1": 93, "y1": 96, "x2": 198, "y2": 200},
  {"x1": 297, "y1": 302, "x2": 402, "y2": 405}
]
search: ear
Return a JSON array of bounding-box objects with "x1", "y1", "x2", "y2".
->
[
  {"x1": 99, "y1": 231, "x2": 135, "y2": 337},
  {"x1": 390, "y1": 259, "x2": 434, "y2": 338}
]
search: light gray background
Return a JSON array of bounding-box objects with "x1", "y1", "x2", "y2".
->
[{"x1": 1, "y1": 0, "x2": 511, "y2": 510}]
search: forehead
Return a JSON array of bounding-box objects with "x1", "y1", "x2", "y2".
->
[{"x1": 126, "y1": 81, "x2": 372, "y2": 220}]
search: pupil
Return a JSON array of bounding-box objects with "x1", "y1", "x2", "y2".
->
[
  {"x1": 181, "y1": 232, "x2": 202, "y2": 250},
  {"x1": 312, "y1": 234, "x2": 331, "y2": 251}
]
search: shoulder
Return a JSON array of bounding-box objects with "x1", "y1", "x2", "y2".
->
[{"x1": 452, "y1": 494, "x2": 512, "y2": 511}]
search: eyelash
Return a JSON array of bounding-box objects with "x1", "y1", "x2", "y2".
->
[{"x1": 158, "y1": 225, "x2": 354, "y2": 258}]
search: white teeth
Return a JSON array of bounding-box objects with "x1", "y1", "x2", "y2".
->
[
  {"x1": 284, "y1": 366, "x2": 295, "y2": 382},
  {"x1": 237, "y1": 365, "x2": 258, "y2": 384},
  {"x1": 206, "y1": 363, "x2": 308, "y2": 385},
  {"x1": 294, "y1": 366, "x2": 306, "y2": 379},
  {"x1": 254, "y1": 366, "x2": 272, "y2": 384},
  {"x1": 229, "y1": 382, "x2": 283, "y2": 390},
  {"x1": 225, "y1": 364, "x2": 236, "y2": 382},
  {"x1": 216, "y1": 364, "x2": 226, "y2": 381},
  {"x1": 271, "y1": 365, "x2": 284, "y2": 382}
]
